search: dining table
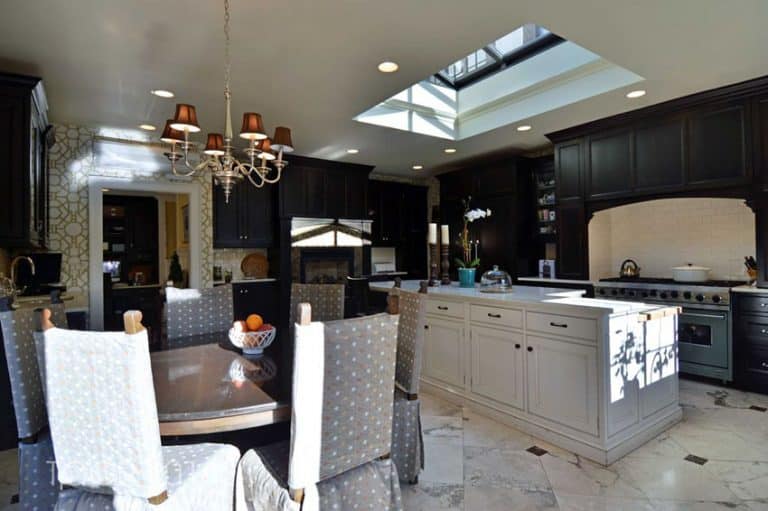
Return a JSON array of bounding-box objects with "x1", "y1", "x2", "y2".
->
[{"x1": 151, "y1": 331, "x2": 291, "y2": 436}]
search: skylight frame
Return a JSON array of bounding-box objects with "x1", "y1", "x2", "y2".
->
[{"x1": 436, "y1": 27, "x2": 565, "y2": 90}]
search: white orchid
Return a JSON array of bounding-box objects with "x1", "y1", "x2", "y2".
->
[{"x1": 464, "y1": 208, "x2": 492, "y2": 222}]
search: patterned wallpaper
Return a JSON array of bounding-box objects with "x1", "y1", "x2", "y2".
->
[{"x1": 47, "y1": 125, "x2": 214, "y2": 309}]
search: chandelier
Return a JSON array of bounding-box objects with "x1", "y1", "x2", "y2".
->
[{"x1": 160, "y1": 0, "x2": 293, "y2": 203}]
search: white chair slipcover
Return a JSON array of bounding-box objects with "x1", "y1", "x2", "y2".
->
[
  {"x1": 0, "y1": 303, "x2": 67, "y2": 510},
  {"x1": 239, "y1": 310, "x2": 403, "y2": 511},
  {"x1": 165, "y1": 285, "x2": 233, "y2": 340},
  {"x1": 41, "y1": 322, "x2": 240, "y2": 510},
  {"x1": 390, "y1": 288, "x2": 428, "y2": 483}
]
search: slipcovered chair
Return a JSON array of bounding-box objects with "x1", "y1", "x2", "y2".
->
[
  {"x1": 389, "y1": 282, "x2": 428, "y2": 484},
  {"x1": 288, "y1": 283, "x2": 345, "y2": 326},
  {"x1": 165, "y1": 284, "x2": 233, "y2": 340},
  {"x1": 0, "y1": 300, "x2": 67, "y2": 510},
  {"x1": 237, "y1": 303, "x2": 403, "y2": 511},
  {"x1": 38, "y1": 309, "x2": 241, "y2": 511}
]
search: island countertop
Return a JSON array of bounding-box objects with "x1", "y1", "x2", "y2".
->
[{"x1": 370, "y1": 280, "x2": 661, "y2": 317}]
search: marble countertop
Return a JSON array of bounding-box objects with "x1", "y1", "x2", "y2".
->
[
  {"x1": 371, "y1": 280, "x2": 662, "y2": 315},
  {"x1": 213, "y1": 278, "x2": 278, "y2": 285},
  {"x1": 731, "y1": 285, "x2": 768, "y2": 294},
  {"x1": 518, "y1": 276, "x2": 595, "y2": 285}
]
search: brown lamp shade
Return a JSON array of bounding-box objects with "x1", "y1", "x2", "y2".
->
[
  {"x1": 170, "y1": 103, "x2": 201, "y2": 133},
  {"x1": 239, "y1": 112, "x2": 267, "y2": 140},
  {"x1": 160, "y1": 119, "x2": 185, "y2": 144},
  {"x1": 257, "y1": 137, "x2": 276, "y2": 161},
  {"x1": 271, "y1": 126, "x2": 294, "y2": 153},
  {"x1": 203, "y1": 133, "x2": 225, "y2": 156}
]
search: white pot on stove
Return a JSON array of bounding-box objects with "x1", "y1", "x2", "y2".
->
[{"x1": 671, "y1": 263, "x2": 711, "y2": 282}]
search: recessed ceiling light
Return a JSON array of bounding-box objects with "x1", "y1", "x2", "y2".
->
[
  {"x1": 378, "y1": 61, "x2": 399, "y2": 73},
  {"x1": 516, "y1": 125, "x2": 532, "y2": 132},
  {"x1": 150, "y1": 89, "x2": 175, "y2": 98},
  {"x1": 139, "y1": 124, "x2": 156, "y2": 131},
  {"x1": 444, "y1": 148, "x2": 457, "y2": 154},
  {"x1": 346, "y1": 149, "x2": 359, "y2": 154},
  {"x1": 412, "y1": 165, "x2": 423, "y2": 171},
  {"x1": 626, "y1": 89, "x2": 646, "y2": 99}
]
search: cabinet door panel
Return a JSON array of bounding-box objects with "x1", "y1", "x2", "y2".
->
[
  {"x1": 556, "y1": 200, "x2": 588, "y2": 279},
  {"x1": 242, "y1": 184, "x2": 274, "y2": 247},
  {"x1": 470, "y1": 326, "x2": 524, "y2": 409},
  {"x1": 423, "y1": 318, "x2": 464, "y2": 388},
  {"x1": 634, "y1": 119, "x2": 685, "y2": 191},
  {"x1": 325, "y1": 168, "x2": 346, "y2": 219},
  {"x1": 526, "y1": 335, "x2": 598, "y2": 435},
  {"x1": 588, "y1": 131, "x2": 631, "y2": 198},
  {"x1": 755, "y1": 96, "x2": 768, "y2": 191},
  {"x1": 688, "y1": 104, "x2": 748, "y2": 185},
  {"x1": 345, "y1": 172, "x2": 368, "y2": 219},
  {"x1": 555, "y1": 141, "x2": 582, "y2": 200},
  {"x1": 213, "y1": 182, "x2": 243, "y2": 248},
  {"x1": 0, "y1": 94, "x2": 27, "y2": 242}
]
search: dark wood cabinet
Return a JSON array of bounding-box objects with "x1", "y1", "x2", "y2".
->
[
  {"x1": 0, "y1": 72, "x2": 49, "y2": 247},
  {"x1": 279, "y1": 156, "x2": 372, "y2": 219},
  {"x1": 555, "y1": 141, "x2": 583, "y2": 200},
  {"x1": 587, "y1": 131, "x2": 632, "y2": 199},
  {"x1": 232, "y1": 281, "x2": 279, "y2": 326},
  {"x1": 556, "y1": 199, "x2": 588, "y2": 279},
  {"x1": 104, "y1": 196, "x2": 159, "y2": 285},
  {"x1": 733, "y1": 291, "x2": 768, "y2": 394},
  {"x1": 213, "y1": 179, "x2": 274, "y2": 248},
  {"x1": 688, "y1": 103, "x2": 749, "y2": 186},
  {"x1": 368, "y1": 180, "x2": 404, "y2": 245},
  {"x1": 633, "y1": 117, "x2": 685, "y2": 192},
  {"x1": 753, "y1": 95, "x2": 768, "y2": 191}
]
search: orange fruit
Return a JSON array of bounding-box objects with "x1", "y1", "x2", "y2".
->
[{"x1": 246, "y1": 314, "x2": 264, "y2": 332}]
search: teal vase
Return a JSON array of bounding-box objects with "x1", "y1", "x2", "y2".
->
[{"x1": 458, "y1": 267, "x2": 476, "y2": 288}]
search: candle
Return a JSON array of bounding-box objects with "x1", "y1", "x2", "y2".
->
[
  {"x1": 428, "y1": 223, "x2": 437, "y2": 244},
  {"x1": 441, "y1": 224, "x2": 449, "y2": 245}
]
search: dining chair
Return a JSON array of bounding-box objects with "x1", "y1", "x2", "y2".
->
[
  {"x1": 165, "y1": 284, "x2": 233, "y2": 340},
  {"x1": 237, "y1": 303, "x2": 402, "y2": 511},
  {"x1": 0, "y1": 299, "x2": 67, "y2": 510},
  {"x1": 288, "y1": 283, "x2": 345, "y2": 326},
  {"x1": 389, "y1": 281, "x2": 429, "y2": 484},
  {"x1": 38, "y1": 309, "x2": 241, "y2": 510}
]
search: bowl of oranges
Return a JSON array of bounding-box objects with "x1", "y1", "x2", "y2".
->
[{"x1": 228, "y1": 314, "x2": 276, "y2": 356}]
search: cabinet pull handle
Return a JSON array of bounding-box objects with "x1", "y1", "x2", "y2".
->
[
  {"x1": 762, "y1": 329, "x2": 767, "y2": 335},
  {"x1": 487, "y1": 313, "x2": 502, "y2": 319},
  {"x1": 761, "y1": 303, "x2": 767, "y2": 308},
  {"x1": 424, "y1": 325, "x2": 429, "y2": 330},
  {"x1": 762, "y1": 362, "x2": 768, "y2": 369},
  {"x1": 515, "y1": 343, "x2": 521, "y2": 349},
  {"x1": 550, "y1": 322, "x2": 568, "y2": 328},
  {"x1": 527, "y1": 346, "x2": 533, "y2": 352},
  {"x1": 437, "y1": 306, "x2": 449, "y2": 311}
]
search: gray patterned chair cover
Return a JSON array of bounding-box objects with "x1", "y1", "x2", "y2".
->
[
  {"x1": 0, "y1": 303, "x2": 67, "y2": 510},
  {"x1": 165, "y1": 285, "x2": 233, "y2": 339},
  {"x1": 288, "y1": 283, "x2": 345, "y2": 326},
  {"x1": 40, "y1": 322, "x2": 241, "y2": 510},
  {"x1": 391, "y1": 289, "x2": 428, "y2": 483},
  {"x1": 238, "y1": 310, "x2": 403, "y2": 511}
]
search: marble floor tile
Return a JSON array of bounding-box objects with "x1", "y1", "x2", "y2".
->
[
  {"x1": 421, "y1": 440, "x2": 464, "y2": 485},
  {"x1": 422, "y1": 416, "x2": 463, "y2": 446},
  {"x1": 464, "y1": 446, "x2": 550, "y2": 491},
  {"x1": 649, "y1": 500, "x2": 756, "y2": 510},
  {"x1": 555, "y1": 494, "x2": 656, "y2": 511},
  {"x1": 401, "y1": 481, "x2": 464, "y2": 511},
  {"x1": 540, "y1": 453, "x2": 646, "y2": 499},
  {"x1": 462, "y1": 410, "x2": 534, "y2": 450},
  {"x1": 464, "y1": 484, "x2": 558, "y2": 510},
  {"x1": 421, "y1": 393, "x2": 463, "y2": 418},
  {"x1": 704, "y1": 461, "x2": 768, "y2": 500},
  {"x1": 624, "y1": 431, "x2": 689, "y2": 460},
  {"x1": 669, "y1": 422, "x2": 768, "y2": 462}
]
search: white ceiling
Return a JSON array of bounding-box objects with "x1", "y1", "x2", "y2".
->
[{"x1": 0, "y1": 0, "x2": 766, "y2": 177}]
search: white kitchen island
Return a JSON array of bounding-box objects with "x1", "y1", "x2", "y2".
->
[{"x1": 372, "y1": 281, "x2": 682, "y2": 465}]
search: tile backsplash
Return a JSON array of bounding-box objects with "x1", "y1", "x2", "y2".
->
[
  {"x1": 589, "y1": 198, "x2": 755, "y2": 280},
  {"x1": 213, "y1": 248, "x2": 268, "y2": 280}
]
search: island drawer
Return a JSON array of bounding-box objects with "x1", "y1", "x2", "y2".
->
[
  {"x1": 470, "y1": 304, "x2": 522, "y2": 329},
  {"x1": 426, "y1": 299, "x2": 464, "y2": 319},
  {"x1": 737, "y1": 295, "x2": 768, "y2": 315},
  {"x1": 526, "y1": 312, "x2": 597, "y2": 341}
]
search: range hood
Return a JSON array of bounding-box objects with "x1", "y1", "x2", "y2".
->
[{"x1": 291, "y1": 218, "x2": 372, "y2": 248}]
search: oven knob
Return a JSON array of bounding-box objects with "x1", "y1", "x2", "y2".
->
[
  {"x1": 628, "y1": 290, "x2": 636, "y2": 297},
  {"x1": 696, "y1": 294, "x2": 705, "y2": 302},
  {"x1": 683, "y1": 291, "x2": 692, "y2": 299},
  {"x1": 712, "y1": 295, "x2": 721, "y2": 303},
  {"x1": 641, "y1": 291, "x2": 649, "y2": 298},
  {"x1": 660, "y1": 292, "x2": 668, "y2": 299},
  {"x1": 671, "y1": 291, "x2": 679, "y2": 298},
  {"x1": 611, "y1": 289, "x2": 618, "y2": 296},
  {"x1": 598, "y1": 289, "x2": 606, "y2": 296},
  {"x1": 650, "y1": 290, "x2": 657, "y2": 297},
  {"x1": 619, "y1": 289, "x2": 626, "y2": 296}
]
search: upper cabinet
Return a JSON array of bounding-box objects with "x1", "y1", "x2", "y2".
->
[
  {"x1": 555, "y1": 141, "x2": 583, "y2": 201},
  {"x1": 368, "y1": 180, "x2": 428, "y2": 246},
  {"x1": 755, "y1": 95, "x2": 768, "y2": 192},
  {"x1": 633, "y1": 117, "x2": 685, "y2": 192},
  {"x1": 278, "y1": 155, "x2": 372, "y2": 219},
  {"x1": 213, "y1": 180, "x2": 275, "y2": 248},
  {"x1": 687, "y1": 102, "x2": 750, "y2": 186},
  {"x1": 587, "y1": 130, "x2": 632, "y2": 199},
  {"x1": 0, "y1": 72, "x2": 49, "y2": 247}
]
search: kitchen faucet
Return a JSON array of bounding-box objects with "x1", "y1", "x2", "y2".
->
[{"x1": 10, "y1": 256, "x2": 35, "y2": 295}]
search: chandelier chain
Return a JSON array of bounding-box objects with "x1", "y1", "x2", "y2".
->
[{"x1": 224, "y1": 0, "x2": 231, "y2": 96}]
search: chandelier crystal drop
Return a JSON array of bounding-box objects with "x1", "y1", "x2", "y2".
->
[{"x1": 161, "y1": 0, "x2": 293, "y2": 203}]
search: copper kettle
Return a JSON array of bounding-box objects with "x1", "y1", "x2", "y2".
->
[{"x1": 620, "y1": 259, "x2": 640, "y2": 278}]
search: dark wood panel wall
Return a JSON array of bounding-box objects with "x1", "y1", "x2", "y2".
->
[{"x1": 547, "y1": 75, "x2": 768, "y2": 282}]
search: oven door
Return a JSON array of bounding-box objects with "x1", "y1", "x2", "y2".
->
[{"x1": 678, "y1": 308, "x2": 729, "y2": 369}]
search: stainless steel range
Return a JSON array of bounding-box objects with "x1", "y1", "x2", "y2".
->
[{"x1": 595, "y1": 278, "x2": 747, "y2": 382}]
